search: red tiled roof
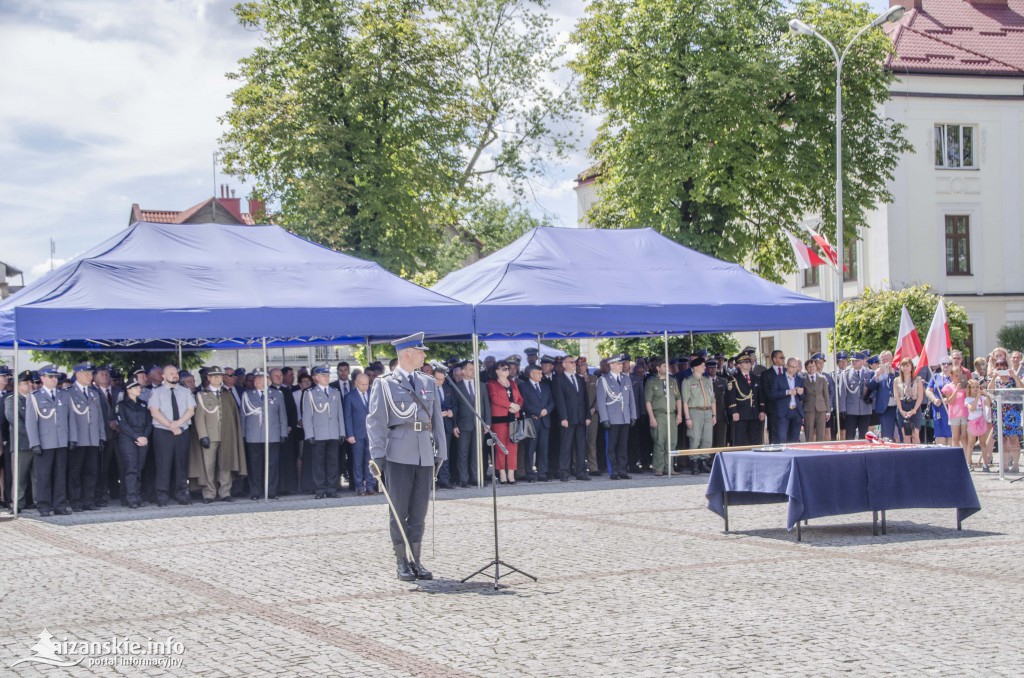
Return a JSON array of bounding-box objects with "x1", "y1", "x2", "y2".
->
[
  {"x1": 885, "y1": 1, "x2": 1024, "y2": 76},
  {"x1": 130, "y1": 198, "x2": 257, "y2": 226}
]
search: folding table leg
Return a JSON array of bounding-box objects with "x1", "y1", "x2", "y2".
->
[
  {"x1": 796, "y1": 521, "x2": 802, "y2": 542},
  {"x1": 881, "y1": 510, "x2": 887, "y2": 535},
  {"x1": 872, "y1": 511, "x2": 878, "y2": 536},
  {"x1": 957, "y1": 512, "x2": 962, "y2": 531},
  {"x1": 722, "y1": 491, "x2": 729, "y2": 533}
]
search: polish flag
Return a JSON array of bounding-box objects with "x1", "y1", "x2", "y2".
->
[
  {"x1": 916, "y1": 299, "x2": 951, "y2": 376},
  {"x1": 787, "y1": 233, "x2": 826, "y2": 270},
  {"x1": 892, "y1": 305, "x2": 923, "y2": 366},
  {"x1": 802, "y1": 224, "x2": 848, "y2": 272}
]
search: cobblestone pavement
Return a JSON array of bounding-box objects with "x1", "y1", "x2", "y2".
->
[{"x1": 1, "y1": 470, "x2": 1021, "y2": 677}]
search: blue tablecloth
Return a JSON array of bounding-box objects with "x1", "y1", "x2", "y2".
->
[{"x1": 705, "y1": 446, "x2": 981, "y2": 530}]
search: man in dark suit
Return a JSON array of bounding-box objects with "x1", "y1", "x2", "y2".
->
[
  {"x1": 553, "y1": 354, "x2": 591, "y2": 481},
  {"x1": 330, "y1": 362, "x2": 353, "y2": 396},
  {"x1": 433, "y1": 365, "x2": 458, "y2": 488},
  {"x1": 343, "y1": 373, "x2": 374, "y2": 495},
  {"x1": 520, "y1": 364, "x2": 554, "y2": 481},
  {"x1": 866, "y1": 350, "x2": 899, "y2": 440},
  {"x1": 769, "y1": 358, "x2": 805, "y2": 444},
  {"x1": 452, "y1": 360, "x2": 490, "y2": 488},
  {"x1": 760, "y1": 350, "x2": 787, "y2": 442}
]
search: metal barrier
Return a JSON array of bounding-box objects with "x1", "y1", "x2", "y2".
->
[{"x1": 988, "y1": 387, "x2": 1024, "y2": 481}]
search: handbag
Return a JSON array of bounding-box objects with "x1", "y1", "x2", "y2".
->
[{"x1": 509, "y1": 416, "x2": 535, "y2": 442}]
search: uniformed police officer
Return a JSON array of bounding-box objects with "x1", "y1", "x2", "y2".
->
[
  {"x1": 66, "y1": 363, "x2": 105, "y2": 511},
  {"x1": 5, "y1": 370, "x2": 36, "y2": 513},
  {"x1": 596, "y1": 354, "x2": 637, "y2": 480},
  {"x1": 680, "y1": 357, "x2": 715, "y2": 474},
  {"x1": 302, "y1": 366, "x2": 346, "y2": 499},
  {"x1": 116, "y1": 378, "x2": 152, "y2": 509},
  {"x1": 0, "y1": 365, "x2": 11, "y2": 507},
  {"x1": 367, "y1": 332, "x2": 447, "y2": 581},
  {"x1": 839, "y1": 351, "x2": 873, "y2": 440},
  {"x1": 242, "y1": 369, "x2": 288, "y2": 500},
  {"x1": 26, "y1": 365, "x2": 76, "y2": 516},
  {"x1": 644, "y1": 358, "x2": 681, "y2": 476}
]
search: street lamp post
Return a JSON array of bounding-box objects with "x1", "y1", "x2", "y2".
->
[{"x1": 789, "y1": 5, "x2": 906, "y2": 315}]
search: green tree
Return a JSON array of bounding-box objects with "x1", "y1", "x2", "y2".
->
[
  {"x1": 597, "y1": 334, "x2": 739, "y2": 362},
  {"x1": 830, "y1": 285, "x2": 969, "y2": 358},
  {"x1": 220, "y1": 0, "x2": 576, "y2": 275},
  {"x1": 571, "y1": 0, "x2": 911, "y2": 282},
  {"x1": 996, "y1": 324, "x2": 1024, "y2": 353},
  {"x1": 29, "y1": 351, "x2": 209, "y2": 376}
]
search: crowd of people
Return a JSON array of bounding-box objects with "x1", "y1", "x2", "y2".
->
[{"x1": 1, "y1": 344, "x2": 1022, "y2": 515}]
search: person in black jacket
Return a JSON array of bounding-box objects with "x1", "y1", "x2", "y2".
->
[
  {"x1": 553, "y1": 354, "x2": 591, "y2": 482},
  {"x1": 520, "y1": 365, "x2": 554, "y2": 481},
  {"x1": 116, "y1": 379, "x2": 153, "y2": 509}
]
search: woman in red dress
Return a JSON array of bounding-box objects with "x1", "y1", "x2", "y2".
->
[{"x1": 487, "y1": 361, "x2": 525, "y2": 484}]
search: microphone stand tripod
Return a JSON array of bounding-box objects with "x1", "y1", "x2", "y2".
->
[{"x1": 435, "y1": 364, "x2": 536, "y2": 589}]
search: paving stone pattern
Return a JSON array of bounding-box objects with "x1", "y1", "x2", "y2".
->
[{"x1": 1, "y1": 473, "x2": 1021, "y2": 676}]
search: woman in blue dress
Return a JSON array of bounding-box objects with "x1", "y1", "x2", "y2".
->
[
  {"x1": 926, "y1": 358, "x2": 953, "y2": 445},
  {"x1": 990, "y1": 356, "x2": 1023, "y2": 473}
]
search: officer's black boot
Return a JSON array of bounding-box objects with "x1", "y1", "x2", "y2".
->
[
  {"x1": 395, "y1": 544, "x2": 416, "y2": 582},
  {"x1": 410, "y1": 543, "x2": 433, "y2": 580}
]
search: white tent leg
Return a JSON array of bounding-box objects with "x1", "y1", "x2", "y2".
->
[
  {"x1": 12, "y1": 339, "x2": 19, "y2": 519},
  {"x1": 665, "y1": 331, "x2": 672, "y2": 478},
  {"x1": 263, "y1": 337, "x2": 270, "y2": 503},
  {"x1": 473, "y1": 333, "x2": 484, "y2": 488}
]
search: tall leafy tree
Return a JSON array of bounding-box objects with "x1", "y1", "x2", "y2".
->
[
  {"x1": 571, "y1": 0, "x2": 911, "y2": 281},
  {"x1": 219, "y1": 0, "x2": 575, "y2": 275}
]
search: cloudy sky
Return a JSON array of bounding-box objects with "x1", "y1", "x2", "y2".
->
[{"x1": 0, "y1": 0, "x2": 889, "y2": 284}]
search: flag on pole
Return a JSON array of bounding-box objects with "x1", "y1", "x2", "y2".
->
[
  {"x1": 916, "y1": 299, "x2": 951, "y2": 376},
  {"x1": 787, "y1": 233, "x2": 826, "y2": 270},
  {"x1": 892, "y1": 305, "x2": 923, "y2": 366},
  {"x1": 801, "y1": 223, "x2": 848, "y2": 272}
]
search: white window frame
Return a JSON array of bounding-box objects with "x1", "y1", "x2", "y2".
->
[{"x1": 934, "y1": 124, "x2": 977, "y2": 169}]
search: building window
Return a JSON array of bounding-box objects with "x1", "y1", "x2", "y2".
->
[
  {"x1": 760, "y1": 337, "x2": 775, "y2": 366},
  {"x1": 806, "y1": 332, "x2": 822, "y2": 358},
  {"x1": 945, "y1": 215, "x2": 971, "y2": 276},
  {"x1": 803, "y1": 266, "x2": 820, "y2": 288},
  {"x1": 934, "y1": 124, "x2": 976, "y2": 169},
  {"x1": 843, "y1": 242, "x2": 857, "y2": 282}
]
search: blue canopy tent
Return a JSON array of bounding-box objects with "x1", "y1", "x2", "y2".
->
[
  {"x1": 432, "y1": 226, "x2": 834, "y2": 337},
  {"x1": 0, "y1": 221, "x2": 472, "y2": 349},
  {"x1": 434, "y1": 226, "x2": 835, "y2": 482},
  {"x1": 0, "y1": 220, "x2": 474, "y2": 514}
]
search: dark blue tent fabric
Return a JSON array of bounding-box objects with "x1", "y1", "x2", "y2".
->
[
  {"x1": 0, "y1": 222, "x2": 473, "y2": 348},
  {"x1": 432, "y1": 227, "x2": 834, "y2": 337}
]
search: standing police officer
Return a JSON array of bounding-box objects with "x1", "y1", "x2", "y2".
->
[
  {"x1": 26, "y1": 365, "x2": 75, "y2": 516},
  {"x1": 596, "y1": 354, "x2": 637, "y2": 479},
  {"x1": 367, "y1": 332, "x2": 447, "y2": 581},
  {"x1": 242, "y1": 369, "x2": 288, "y2": 500},
  {"x1": 67, "y1": 363, "x2": 105, "y2": 511},
  {"x1": 5, "y1": 370, "x2": 36, "y2": 513},
  {"x1": 726, "y1": 353, "x2": 765, "y2": 446},
  {"x1": 302, "y1": 366, "x2": 346, "y2": 499}
]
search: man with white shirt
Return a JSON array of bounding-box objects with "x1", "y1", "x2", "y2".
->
[{"x1": 148, "y1": 365, "x2": 197, "y2": 506}]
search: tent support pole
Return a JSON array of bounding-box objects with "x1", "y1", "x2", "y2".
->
[
  {"x1": 262, "y1": 337, "x2": 270, "y2": 503},
  {"x1": 12, "y1": 339, "x2": 19, "y2": 519},
  {"x1": 177, "y1": 341, "x2": 183, "y2": 370},
  {"x1": 473, "y1": 333, "x2": 483, "y2": 488},
  {"x1": 689, "y1": 331, "x2": 694, "y2": 354},
  {"x1": 365, "y1": 338, "x2": 372, "y2": 366},
  {"x1": 665, "y1": 331, "x2": 672, "y2": 478}
]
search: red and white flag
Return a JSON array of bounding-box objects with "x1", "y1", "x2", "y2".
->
[
  {"x1": 916, "y1": 299, "x2": 951, "y2": 376},
  {"x1": 787, "y1": 233, "x2": 826, "y2": 270},
  {"x1": 801, "y1": 223, "x2": 847, "y2": 272},
  {"x1": 892, "y1": 305, "x2": 923, "y2": 366}
]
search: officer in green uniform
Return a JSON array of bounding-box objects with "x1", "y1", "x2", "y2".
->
[
  {"x1": 644, "y1": 358, "x2": 681, "y2": 476},
  {"x1": 680, "y1": 357, "x2": 715, "y2": 474}
]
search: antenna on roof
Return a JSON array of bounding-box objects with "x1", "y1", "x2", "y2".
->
[
  {"x1": 212, "y1": 152, "x2": 219, "y2": 220},
  {"x1": 49, "y1": 238, "x2": 56, "y2": 271}
]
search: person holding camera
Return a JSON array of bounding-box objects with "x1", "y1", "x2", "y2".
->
[
  {"x1": 894, "y1": 358, "x2": 923, "y2": 444},
  {"x1": 942, "y1": 371, "x2": 970, "y2": 458},
  {"x1": 926, "y1": 357, "x2": 954, "y2": 446},
  {"x1": 867, "y1": 351, "x2": 899, "y2": 440},
  {"x1": 989, "y1": 355, "x2": 1023, "y2": 473},
  {"x1": 964, "y1": 380, "x2": 991, "y2": 471}
]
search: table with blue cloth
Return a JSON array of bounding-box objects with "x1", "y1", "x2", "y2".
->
[{"x1": 705, "y1": 442, "x2": 981, "y2": 541}]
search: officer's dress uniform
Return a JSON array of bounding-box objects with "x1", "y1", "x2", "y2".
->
[
  {"x1": 709, "y1": 370, "x2": 729, "y2": 448},
  {"x1": 302, "y1": 379, "x2": 346, "y2": 498},
  {"x1": 116, "y1": 393, "x2": 152, "y2": 507},
  {"x1": 67, "y1": 379, "x2": 105, "y2": 510},
  {"x1": 726, "y1": 367, "x2": 764, "y2": 446},
  {"x1": 839, "y1": 361, "x2": 873, "y2": 440},
  {"x1": 367, "y1": 361, "x2": 447, "y2": 579},
  {"x1": 644, "y1": 375, "x2": 680, "y2": 475},
  {"x1": 5, "y1": 381, "x2": 36, "y2": 511},
  {"x1": 241, "y1": 385, "x2": 288, "y2": 499},
  {"x1": 596, "y1": 366, "x2": 637, "y2": 479},
  {"x1": 26, "y1": 379, "x2": 76, "y2": 515}
]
